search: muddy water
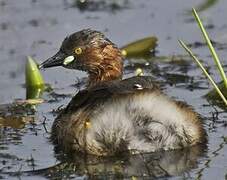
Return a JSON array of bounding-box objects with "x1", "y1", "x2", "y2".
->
[{"x1": 0, "y1": 0, "x2": 227, "y2": 179}]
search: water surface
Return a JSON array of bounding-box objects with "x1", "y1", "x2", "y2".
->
[{"x1": 0, "y1": 0, "x2": 227, "y2": 179}]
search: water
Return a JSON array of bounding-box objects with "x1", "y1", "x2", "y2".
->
[{"x1": 0, "y1": 0, "x2": 227, "y2": 179}]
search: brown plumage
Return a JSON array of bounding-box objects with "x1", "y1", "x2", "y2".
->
[
  {"x1": 85, "y1": 44, "x2": 123, "y2": 87},
  {"x1": 40, "y1": 29, "x2": 207, "y2": 156}
]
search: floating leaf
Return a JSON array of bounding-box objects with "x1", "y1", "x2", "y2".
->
[
  {"x1": 195, "y1": 0, "x2": 219, "y2": 12},
  {"x1": 0, "y1": 116, "x2": 34, "y2": 129},
  {"x1": 206, "y1": 81, "x2": 227, "y2": 98},
  {"x1": 121, "y1": 36, "x2": 157, "y2": 57},
  {"x1": 205, "y1": 81, "x2": 227, "y2": 109},
  {"x1": 15, "y1": 98, "x2": 44, "y2": 105},
  {"x1": 26, "y1": 56, "x2": 44, "y2": 88}
]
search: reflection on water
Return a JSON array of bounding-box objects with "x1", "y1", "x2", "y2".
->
[
  {"x1": 73, "y1": 145, "x2": 206, "y2": 179},
  {"x1": 124, "y1": 54, "x2": 208, "y2": 90},
  {"x1": 21, "y1": 144, "x2": 206, "y2": 179}
]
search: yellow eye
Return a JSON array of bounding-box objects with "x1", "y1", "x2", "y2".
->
[{"x1": 74, "y1": 47, "x2": 82, "y2": 55}]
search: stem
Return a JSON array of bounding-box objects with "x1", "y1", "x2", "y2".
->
[
  {"x1": 192, "y1": 8, "x2": 227, "y2": 88},
  {"x1": 179, "y1": 40, "x2": 227, "y2": 106}
]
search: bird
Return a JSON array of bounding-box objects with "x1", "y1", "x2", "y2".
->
[{"x1": 40, "y1": 29, "x2": 206, "y2": 156}]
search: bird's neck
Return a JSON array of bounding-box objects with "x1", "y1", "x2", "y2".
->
[
  {"x1": 87, "y1": 65, "x2": 122, "y2": 88},
  {"x1": 86, "y1": 45, "x2": 123, "y2": 88}
]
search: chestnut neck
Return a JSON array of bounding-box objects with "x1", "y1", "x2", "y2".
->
[
  {"x1": 86, "y1": 45, "x2": 123, "y2": 88},
  {"x1": 87, "y1": 67, "x2": 122, "y2": 88}
]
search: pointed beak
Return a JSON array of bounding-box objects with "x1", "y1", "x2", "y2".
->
[{"x1": 39, "y1": 51, "x2": 67, "y2": 69}]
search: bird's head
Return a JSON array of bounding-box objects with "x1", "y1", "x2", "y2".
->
[{"x1": 40, "y1": 29, "x2": 123, "y2": 87}]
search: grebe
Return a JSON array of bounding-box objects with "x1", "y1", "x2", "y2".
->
[{"x1": 40, "y1": 29, "x2": 206, "y2": 156}]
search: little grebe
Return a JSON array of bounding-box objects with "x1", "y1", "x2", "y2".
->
[{"x1": 40, "y1": 29, "x2": 206, "y2": 156}]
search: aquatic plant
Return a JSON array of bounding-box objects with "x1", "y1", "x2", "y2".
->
[
  {"x1": 179, "y1": 8, "x2": 227, "y2": 106},
  {"x1": 26, "y1": 56, "x2": 44, "y2": 88},
  {"x1": 196, "y1": 0, "x2": 219, "y2": 12},
  {"x1": 121, "y1": 36, "x2": 157, "y2": 58},
  {"x1": 25, "y1": 56, "x2": 45, "y2": 100}
]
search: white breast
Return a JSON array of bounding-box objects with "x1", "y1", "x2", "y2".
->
[{"x1": 85, "y1": 91, "x2": 203, "y2": 154}]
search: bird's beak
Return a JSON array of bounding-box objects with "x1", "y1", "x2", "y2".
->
[{"x1": 39, "y1": 51, "x2": 67, "y2": 69}]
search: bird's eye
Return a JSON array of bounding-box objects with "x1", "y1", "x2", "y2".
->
[{"x1": 74, "y1": 47, "x2": 82, "y2": 55}]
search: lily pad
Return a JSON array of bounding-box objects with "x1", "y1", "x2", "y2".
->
[{"x1": 121, "y1": 36, "x2": 158, "y2": 58}]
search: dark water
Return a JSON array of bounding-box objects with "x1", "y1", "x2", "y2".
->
[{"x1": 0, "y1": 0, "x2": 227, "y2": 179}]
